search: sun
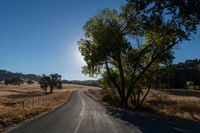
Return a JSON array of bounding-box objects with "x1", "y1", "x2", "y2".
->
[{"x1": 75, "y1": 47, "x2": 86, "y2": 65}]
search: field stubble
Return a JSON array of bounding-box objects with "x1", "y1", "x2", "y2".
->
[{"x1": 0, "y1": 83, "x2": 97, "y2": 131}]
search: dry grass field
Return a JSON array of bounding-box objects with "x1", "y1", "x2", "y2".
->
[
  {"x1": 145, "y1": 89, "x2": 200, "y2": 120},
  {"x1": 0, "y1": 83, "x2": 99, "y2": 131},
  {"x1": 87, "y1": 88, "x2": 200, "y2": 121},
  {"x1": 2, "y1": 82, "x2": 199, "y2": 131}
]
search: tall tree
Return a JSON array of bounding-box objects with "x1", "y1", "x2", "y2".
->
[
  {"x1": 79, "y1": 0, "x2": 200, "y2": 108},
  {"x1": 122, "y1": 0, "x2": 200, "y2": 107},
  {"x1": 79, "y1": 9, "x2": 130, "y2": 107}
]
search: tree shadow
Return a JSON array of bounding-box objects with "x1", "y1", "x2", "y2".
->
[{"x1": 106, "y1": 107, "x2": 200, "y2": 133}]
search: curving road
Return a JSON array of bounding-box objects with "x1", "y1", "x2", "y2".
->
[{"x1": 9, "y1": 91, "x2": 200, "y2": 133}]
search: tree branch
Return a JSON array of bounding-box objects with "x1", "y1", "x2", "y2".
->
[
  {"x1": 125, "y1": 41, "x2": 178, "y2": 102},
  {"x1": 105, "y1": 61, "x2": 122, "y2": 99}
]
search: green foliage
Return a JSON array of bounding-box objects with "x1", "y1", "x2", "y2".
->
[
  {"x1": 4, "y1": 77, "x2": 24, "y2": 86},
  {"x1": 186, "y1": 81, "x2": 194, "y2": 89},
  {"x1": 39, "y1": 74, "x2": 63, "y2": 94},
  {"x1": 152, "y1": 59, "x2": 200, "y2": 89},
  {"x1": 78, "y1": 0, "x2": 200, "y2": 108},
  {"x1": 186, "y1": 81, "x2": 200, "y2": 90},
  {"x1": 100, "y1": 71, "x2": 120, "y2": 105}
]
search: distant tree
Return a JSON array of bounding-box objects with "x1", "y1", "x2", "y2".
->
[
  {"x1": 152, "y1": 59, "x2": 200, "y2": 89},
  {"x1": 4, "y1": 77, "x2": 24, "y2": 85},
  {"x1": 79, "y1": 0, "x2": 200, "y2": 108},
  {"x1": 39, "y1": 74, "x2": 50, "y2": 93},
  {"x1": 49, "y1": 73, "x2": 62, "y2": 93},
  {"x1": 27, "y1": 79, "x2": 34, "y2": 84},
  {"x1": 4, "y1": 80, "x2": 9, "y2": 85},
  {"x1": 39, "y1": 74, "x2": 63, "y2": 94}
]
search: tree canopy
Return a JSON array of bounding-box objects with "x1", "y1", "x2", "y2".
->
[
  {"x1": 4, "y1": 77, "x2": 24, "y2": 86},
  {"x1": 39, "y1": 73, "x2": 63, "y2": 94},
  {"x1": 78, "y1": 0, "x2": 200, "y2": 108}
]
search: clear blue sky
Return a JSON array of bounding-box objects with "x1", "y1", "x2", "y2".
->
[{"x1": 0, "y1": 0, "x2": 199, "y2": 80}]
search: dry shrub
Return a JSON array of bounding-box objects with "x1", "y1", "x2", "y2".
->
[
  {"x1": 147, "y1": 93, "x2": 171, "y2": 111},
  {"x1": 168, "y1": 101, "x2": 200, "y2": 120},
  {"x1": 145, "y1": 89, "x2": 200, "y2": 120}
]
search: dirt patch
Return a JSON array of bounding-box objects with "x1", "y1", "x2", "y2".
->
[{"x1": 86, "y1": 89, "x2": 102, "y2": 102}]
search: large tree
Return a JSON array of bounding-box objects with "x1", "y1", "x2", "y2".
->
[
  {"x1": 39, "y1": 73, "x2": 62, "y2": 94},
  {"x1": 78, "y1": 0, "x2": 200, "y2": 108},
  {"x1": 79, "y1": 9, "x2": 130, "y2": 106}
]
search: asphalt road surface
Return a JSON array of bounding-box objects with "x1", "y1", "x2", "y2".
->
[{"x1": 9, "y1": 91, "x2": 200, "y2": 133}]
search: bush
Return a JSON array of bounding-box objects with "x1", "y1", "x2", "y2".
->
[
  {"x1": 4, "y1": 77, "x2": 24, "y2": 85},
  {"x1": 194, "y1": 85, "x2": 200, "y2": 90},
  {"x1": 27, "y1": 80, "x2": 34, "y2": 84},
  {"x1": 186, "y1": 81, "x2": 200, "y2": 90},
  {"x1": 101, "y1": 87, "x2": 120, "y2": 106}
]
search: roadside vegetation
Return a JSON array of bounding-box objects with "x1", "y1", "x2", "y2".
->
[
  {"x1": 87, "y1": 88, "x2": 200, "y2": 121},
  {"x1": 145, "y1": 89, "x2": 200, "y2": 120},
  {"x1": 153, "y1": 59, "x2": 200, "y2": 89},
  {"x1": 79, "y1": 0, "x2": 200, "y2": 109}
]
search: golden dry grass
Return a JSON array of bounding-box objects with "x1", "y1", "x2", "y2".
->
[
  {"x1": 0, "y1": 92, "x2": 70, "y2": 126},
  {"x1": 145, "y1": 89, "x2": 200, "y2": 120},
  {"x1": 0, "y1": 83, "x2": 97, "y2": 131},
  {"x1": 86, "y1": 89, "x2": 102, "y2": 102},
  {"x1": 87, "y1": 88, "x2": 200, "y2": 121}
]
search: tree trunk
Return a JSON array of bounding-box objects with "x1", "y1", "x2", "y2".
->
[
  {"x1": 130, "y1": 94, "x2": 134, "y2": 106},
  {"x1": 105, "y1": 61, "x2": 124, "y2": 106},
  {"x1": 133, "y1": 90, "x2": 137, "y2": 106},
  {"x1": 50, "y1": 87, "x2": 53, "y2": 94},
  {"x1": 117, "y1": 57, "x2": 126, "y2": 108},
  {"x1": 136, "y1": 89, "x2": 141, "y2": 108},
  {"x1": 140, "y1": 88, "x2": 151, "y2": 106}
]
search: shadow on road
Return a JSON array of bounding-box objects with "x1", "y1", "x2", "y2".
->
[{"x1": 106, "y1": 107, "x2": 200, "y2": 133}]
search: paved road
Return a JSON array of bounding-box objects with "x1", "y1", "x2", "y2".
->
[{"x1": 9, "y1": 91, "x2": 200, "y2": 133}]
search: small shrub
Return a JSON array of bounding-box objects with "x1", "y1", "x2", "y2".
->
[
  {"x1": 194, "y1": 85, "x2": 200, "y2": 90},
  {"x1": 101, "y1": 87, "x2": 120, "y2": 106},
  {"x1": 27, "y1": 80, "x2": 34, "y2": 84},
  {"x1": 4, "y1": 77, "x2": 24, "y2": 86},
  {"x1": 186, "y1": 81, "x2": 194, "y2": 89},
  {"x1": 147, "y1": 94, "x2": 170, "y2": 111},
  {"x1": 186, "y1": 81, "x2": 200, "y2": 90}
]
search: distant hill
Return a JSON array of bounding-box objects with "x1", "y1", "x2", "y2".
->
[
  {"x1": 62, "y1": 80, "x2": 99, "y2": 87},
  {"x1": 0, "y1": 69, "x2": 41, "y2": 81}
]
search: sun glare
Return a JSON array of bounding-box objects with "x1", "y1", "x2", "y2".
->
[{"x1": 75, "y1": 47, "x2": 86, "y2": 65}]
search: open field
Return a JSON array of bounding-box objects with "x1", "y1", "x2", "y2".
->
[
  {"x1": 1, "y1": 83, "x2": 199, "y2": 132},
  {"x1": 0, "y1": 83, "x2": 100, "y2": 132},
  {"x1": 146, "y1": 89, "x2": 200, "y2": 120},
  {"x1": 87, "y1": 88, "x2": 200, "y2": 121}
]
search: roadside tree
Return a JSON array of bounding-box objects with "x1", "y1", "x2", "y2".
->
[{"x1": 79, "y1": 0, "x2": 200, "y2": 108}]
